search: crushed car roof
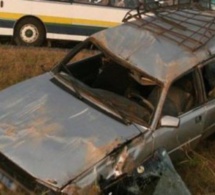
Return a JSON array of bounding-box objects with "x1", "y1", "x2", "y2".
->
[{"x1": 92, "y1": 8, "x2": 215, "y2": 84}]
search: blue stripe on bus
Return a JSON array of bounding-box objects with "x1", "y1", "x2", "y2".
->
[
  {"x1": 0, "y1": 19, "x2": 15, "y2": 28},
  {"x1": 0, "y1": 19, "x2": 106, "y2": 36},
  {"x1": 46, "y1": 23, "x2": 106, "y2": 36}
]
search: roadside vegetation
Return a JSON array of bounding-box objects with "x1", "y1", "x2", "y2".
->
[
  {"x1": 0, "y1": 44, "x2": 215, "y2": 194},
  {"x1": 0, "y1": 45, "x2": 67, "y2": 90}
]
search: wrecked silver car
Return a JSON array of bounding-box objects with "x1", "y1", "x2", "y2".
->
[{"x1": 1, "y1": 5, "x2": 215, "y2": 195}]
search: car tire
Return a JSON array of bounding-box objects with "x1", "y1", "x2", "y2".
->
[{"x1": 14, "y1": 18, "x2": 46, "y2": 46}]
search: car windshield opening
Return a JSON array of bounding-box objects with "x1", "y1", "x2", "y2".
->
[{"x1": 54, "y1": 41, "x2": 161, "y2": 126}]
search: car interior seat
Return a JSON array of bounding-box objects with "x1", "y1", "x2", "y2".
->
[
  {"x1": 204, "y1": 62, "x2": 215, "y2": 98},
  {"x1": 92, "y1": 62, "x2": 130, "y2": 95},
  {"x1": 148, "y1": 86, "x2": 193, "y2": 117}
]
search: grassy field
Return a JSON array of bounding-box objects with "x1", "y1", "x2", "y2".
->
[{"x1": 0, "y1": 44, "x2": 215, "y2": 194}]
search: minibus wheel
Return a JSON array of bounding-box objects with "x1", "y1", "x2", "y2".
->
[{"x1": 14, "y1": 18, "x2": 46, "y2": 46}]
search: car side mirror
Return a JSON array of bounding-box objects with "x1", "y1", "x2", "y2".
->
[{"x1": 160, "y1": 116, "x2": 180, "y2": 128}]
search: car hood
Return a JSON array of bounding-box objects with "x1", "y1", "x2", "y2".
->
[{"x1": 0, "y1": 73, "x2": 140, "y2": 189}]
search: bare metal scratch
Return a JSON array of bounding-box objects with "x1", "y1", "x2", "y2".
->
[
  {"x1": 19, "y1": 95, "x2": 48, "y2": 117},
  {"x1": 69, "y1": 108, "x2": 88, "y2": 119}
]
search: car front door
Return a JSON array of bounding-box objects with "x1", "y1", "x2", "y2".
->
[{"x1": 153, "y1": 70, "x2": 206, "y2": 153}]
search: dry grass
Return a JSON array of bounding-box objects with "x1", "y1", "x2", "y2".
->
[
  {"x1": 0, "y1": 45, "x2": 215, "y2": 194},
  {"x1": 176, "y1": 137, "x2": 215, "y2": 195},
  {"x1": 0, "y1": 45, "x2": 67, "y2": 90}
]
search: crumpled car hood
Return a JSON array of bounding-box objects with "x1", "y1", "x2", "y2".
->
[{"x1": 0, "y1": 73, "x2": 140, "y2": 189}]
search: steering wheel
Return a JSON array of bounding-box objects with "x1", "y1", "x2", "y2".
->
[{"x1": 128, "y1": 92, "x2": 154, "y2": 112}]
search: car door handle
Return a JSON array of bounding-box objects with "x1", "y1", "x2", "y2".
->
[{"x1": 195, "y1": 115, "x2": 202, "y2": 124}]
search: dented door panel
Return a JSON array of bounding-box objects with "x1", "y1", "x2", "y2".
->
[{"x1": 175, "y1": 108, "x2": 205, "y2": 149}]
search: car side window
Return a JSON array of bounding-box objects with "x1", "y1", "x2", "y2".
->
[
  {"x1": 162, "y1": 71, "x2": 197, "y2": 117},
  {"x1": 201, "y1": 61, "x2": 215, "y2": 100}
]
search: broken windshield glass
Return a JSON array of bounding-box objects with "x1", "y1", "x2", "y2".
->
[{"x1": 53, "y1": 41, "x2": 161, "y2": 126}]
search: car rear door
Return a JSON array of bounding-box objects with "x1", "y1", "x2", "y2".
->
[{"x1": 199, "y1": 59, "x2": 215, "y2": 138}]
